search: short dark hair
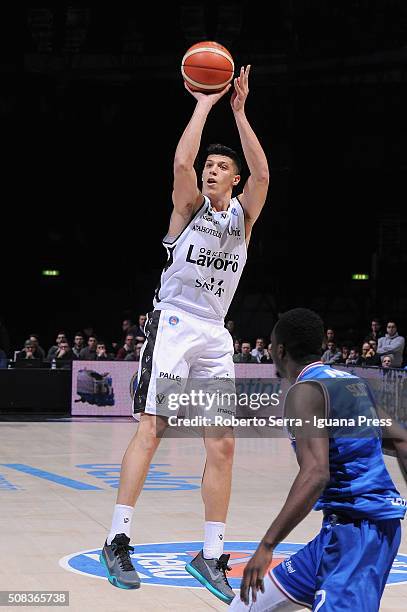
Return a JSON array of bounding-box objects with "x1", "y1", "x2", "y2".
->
[
  {"x1": 74, "y1": 331, "x2": 84, "y2": 337},
  {"x1": 205, "y1": 144, "x2": 242, "y2": 174},
  {"x1": 274, "y1": 308, "x2": 324, "y2": 361}
]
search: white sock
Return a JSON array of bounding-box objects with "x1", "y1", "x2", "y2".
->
[
  {"x1": 107, "y1": 504, "x2": 134, "y2": 544},
  {"x1": 203, "y1": 521, "x2": 226, "y2": 559}
]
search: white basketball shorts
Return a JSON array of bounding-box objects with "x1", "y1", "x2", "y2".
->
[{"x1": 133, "y1": 309, "x2": 235, "y2": 418}]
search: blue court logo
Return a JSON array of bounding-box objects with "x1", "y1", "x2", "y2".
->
[
  {"x1": 60, "y1": 541, "x2": 407, "y2": 587},
  {"x1": 169, "y1": 316, "x2": 179, "y2": 326}
]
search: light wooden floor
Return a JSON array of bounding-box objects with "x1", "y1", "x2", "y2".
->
[{"x1": 0, "y1": 420, "x2": 406, "y2": 611}]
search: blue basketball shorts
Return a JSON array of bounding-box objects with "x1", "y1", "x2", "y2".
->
[{"x1": 271, "y1": 514, "x2": 401, "y2": 611}]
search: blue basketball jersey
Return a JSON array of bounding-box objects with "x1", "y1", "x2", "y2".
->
[{"x1": 285, "y1": 361, "x2": 406, "y2": 520}]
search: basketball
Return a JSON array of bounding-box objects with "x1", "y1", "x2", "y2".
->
[{"x1": 181, "y1": 41, "x2": 234, "y2": 93}]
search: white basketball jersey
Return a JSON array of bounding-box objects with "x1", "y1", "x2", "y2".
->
[{"x1": 153, "y1": 196, "x2": 247, "y2": 321}]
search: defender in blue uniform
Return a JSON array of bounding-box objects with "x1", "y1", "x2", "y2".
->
[{"x1": 231, "y1": 308, "x2": 407, "y2": 611}]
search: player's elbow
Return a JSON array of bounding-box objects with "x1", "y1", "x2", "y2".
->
[
  {"x1": 315, "y1": 468, "x2": 330, "y2": 490},
  {"x1": 255, "y1": 169, "x2": 269, "y2": 185},
  {"x1": 174, "y1": 157, "x2": 193, "y2": 173},
  {"x1": 304, "y1": 466, "x2": 330, "y2": 491}
]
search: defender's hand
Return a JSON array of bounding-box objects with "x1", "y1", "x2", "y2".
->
[
  {"x1": 240, "y1": 541, "x2": 272, "y2": 605},
  {"x1": 231, "y1": 65, "x2": 250, "y2": 113}
]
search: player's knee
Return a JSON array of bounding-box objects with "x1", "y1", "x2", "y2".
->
[
  {"x1": 206, "y1": 435, "x2": 235, "y2": 465},
  {"x1": 135, "y1": 415, "x2": 166, "y2": 452}
]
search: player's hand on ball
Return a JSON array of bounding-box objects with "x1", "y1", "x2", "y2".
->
[
  {"x1": 184, "y1": 81, "x2": 232, "y2": 106},
  {"x1": 240, "y1": 540, "x2": 272, "y2": 605},
  {"x1": 231, "y1": 65, "x2": 250, "y2": 113}
]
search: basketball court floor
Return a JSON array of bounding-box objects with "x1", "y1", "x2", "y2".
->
[{"x1": 1, "y1": 418, "x2": 406, "y2": 611}]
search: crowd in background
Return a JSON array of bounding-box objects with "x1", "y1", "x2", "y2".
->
[
  {"x1": 0, "y1": 315, "x2": 406, "y2": 370},
  {"x1": 229, "y1": 317, "x2": 406, "y2": 370}
]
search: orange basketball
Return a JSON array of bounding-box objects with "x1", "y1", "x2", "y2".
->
[{"x1": 181, "y1": 41, "x2": 234, "y2": 93}]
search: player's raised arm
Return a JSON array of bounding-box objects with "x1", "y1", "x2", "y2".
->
[
  {"x1": 231, "y1": 66, "x2": 269, "y2": 232},
  {"x1": 172, "y1": 84, "x2": 231, "y2": 217}
]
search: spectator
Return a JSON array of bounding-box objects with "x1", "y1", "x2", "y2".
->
[
  {"x1": 322, "y1": 328, "x2": 335, "y2": 351},
  {"x1": 28, "y1": 334, "x2": 46, "y2": 360},
  {"x1": 359, "y1": 342, "x2": 381, "y2": 367},
  {"x1": 368, "y1": 339, "x2": 378, "y2": 352},
  {"x1": 261, "y1": 343, "x2": 273, "y2": 363},
  {"x1": 0, "y1": 348, "x2": 6, "y2": 368},
  {"x1": 83, "y1": 325, "x2": 96, "y2": 341},
  {"x1": 116, "y1": 334, "x2": 135, "y2": 360},
  {"x1": 233, "y1": 339, "x2": 242, "y2": 355},
  {"x1": 72, "y1": 332, "x2": 85, "y2": 359},
  {"x1": 251, "y1": 337, "x2": 267, "y2": 363},
  {"x1": 336, "y1": 346, "x2": 350, "y2": 365},
  {"x1": 16, "y1": 340, "x2": 41, "y2": 361},
  {"x1": 54, "y1": 340, "x2": 74, "y2": 365},
  {"x1": 381, "y1": 355, "x2": 393, "y2": 369},
  {"x1": 122, "y1": 318, "x2": 133, "y2": 335},
  {"x1": 95, "y1": 341, "x2": 114, "y2": 361},
  {"x1": 364, "y1": 318, "x2": 384, "y2": 344},
  {"x1": 129, "y1": 314, "x2": 147, "y2": 343},
  {"x1": 233, "y1": 341, "x2": 257, "y2": 363},
  {"x1": 79, "y1": 336, "x2": 98, "y2": 360},
  {"x1": 345, "y1": 347, "x2": 360, "y2": 367},
  {"x1": 47, "y1": 332, "x2": 67, "y2": 361},
  {"x1": 321, "y1": 341, "x2": 341, "y2": 364},
  {"x1": 225, "y1": 320, "x2": 239, "y2": 341},
  {"x1": 377, "y1": 321, "x2": 405, "y2": 368},
  {"x1": 124, "y1": 342, "x2": 144, "y2": 361}
]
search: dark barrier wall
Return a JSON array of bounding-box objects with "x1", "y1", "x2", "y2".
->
[
  {"x1": 0, "y1": 365, "x2": 406, "y2": 420},
  {"x1": 0, "y1": 369, "x2": 72, "y2": 411}
]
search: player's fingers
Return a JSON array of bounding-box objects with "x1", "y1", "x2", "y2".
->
[
  {"x1": 259, "y1": 577, "x2": 265, "y2": 593},
  {"x1": 250, "y1": 570, "x2": 259, "y2": 603},
  {"x1": 240, "y1": 571, "x2": 251, "y2": 604},
  {"x1": 234, "y1": 77, "x2": 243, "y2": 96}
]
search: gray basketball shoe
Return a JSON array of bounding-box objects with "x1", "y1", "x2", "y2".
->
[
  {"x1": 185, "y1": 550, "x2": 235, "y2": 604},
  {"x1": 100, "y1": 533, "x2": 141, "y2": 589}
]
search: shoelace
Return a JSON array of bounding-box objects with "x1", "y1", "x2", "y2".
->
[
  {"x1": 216, "y1": 554, "x2": 232, "y2": 585},
  {"x1": 111, "y1": 541, "x2": 135, "y2": 572}
]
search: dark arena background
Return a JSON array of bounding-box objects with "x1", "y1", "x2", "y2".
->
[
  {"x1": 6, "y1": 2, "x2": 405, "y2": 349},
  {"x1": 0, "y1": 4, "x2": 406, "y2": 612}
]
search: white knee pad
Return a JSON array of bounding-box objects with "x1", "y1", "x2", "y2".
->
[{"x1": 229, "y1": 572, "x2": 303, "y2": 611}]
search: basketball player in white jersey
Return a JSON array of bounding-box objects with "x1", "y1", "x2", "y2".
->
[{"x1": 100, "y1": 65, "x2": 269, "y2": 603}]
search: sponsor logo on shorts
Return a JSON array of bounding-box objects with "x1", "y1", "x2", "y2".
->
[
  {"x1": 159, "y1": 372, "x2": 181, "y2": 383},
  {"x1": 60, "y1": 541, "x2": 407, "y2": 587},
  {"x1": 169, "y1": 316, "x2": 179, "y2": 326},
  {"x1": 284, "y1": 558, "x2": 296, "y2": 573}
]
